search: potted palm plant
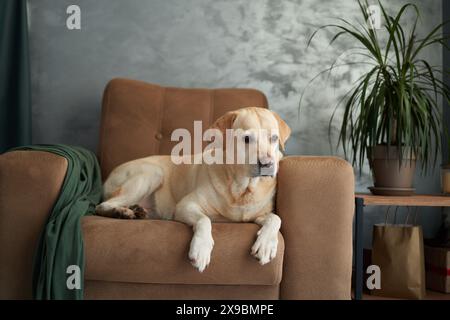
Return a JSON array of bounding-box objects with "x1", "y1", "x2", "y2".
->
[{"x1": 304, "y1": 0, "x2": 450, "y2": 195}]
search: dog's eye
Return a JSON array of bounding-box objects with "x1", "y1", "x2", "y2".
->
[
  {"x1": 244, "y1": 135, "x2": 252, "y2": 144},
  {"x1": 271, "y1": 134, "x2": 279, "y2": 143}
]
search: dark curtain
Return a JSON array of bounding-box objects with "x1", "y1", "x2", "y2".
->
[{"x1": 0, "y1": 0, "x2": 31, "y2": 153}]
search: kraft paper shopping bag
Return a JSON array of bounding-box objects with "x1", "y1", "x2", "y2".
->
[{"x1": 371, "y1": 222, "x2": 426, "y2": 299}]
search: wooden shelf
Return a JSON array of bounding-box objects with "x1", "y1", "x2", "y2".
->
[{"x1": 356, "y1": 193, "x2": 450, "y2": 207}]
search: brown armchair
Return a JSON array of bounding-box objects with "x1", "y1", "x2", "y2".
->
[{"x1": 0, "y1": 78, "x2": 354, "y2": 299}]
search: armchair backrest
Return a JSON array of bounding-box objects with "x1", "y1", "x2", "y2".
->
[{"x1": 97, "y1": 78, "x2": 268, "y2": 178}]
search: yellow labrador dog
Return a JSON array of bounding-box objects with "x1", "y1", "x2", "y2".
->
[{"x1": 95, "y1": 107, "x2": 291, "y2": 272}]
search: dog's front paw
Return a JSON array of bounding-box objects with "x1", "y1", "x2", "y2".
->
[
  {"x1": 251, "y1": 229, "x2": 278, "y2": 265},
  {"x1": 189, "y1": 234, "x2": 214, "y2": 273}
]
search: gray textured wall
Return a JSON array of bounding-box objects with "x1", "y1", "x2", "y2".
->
[{"x1": 28, "y1": 0, "x2": 444, "y2": 246}]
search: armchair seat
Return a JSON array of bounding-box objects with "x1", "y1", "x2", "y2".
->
[{"x1": 82, "y1": 216, "x2": 284, "y2": 287}]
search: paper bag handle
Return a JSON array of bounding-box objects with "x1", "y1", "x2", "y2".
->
[
  {"x1": 384, "y1": 206, "x2": 399, "y2": 224},
  {"x1": 384, "y1": 206, "x2": 419, "y2": 225},
  {"x1": 405, "y1": 206, "x2": 419, "y2": 225}
]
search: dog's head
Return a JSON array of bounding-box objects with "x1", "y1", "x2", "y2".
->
[{"x1": 211, "y1": 107, "x2": 291, "y2": 177}]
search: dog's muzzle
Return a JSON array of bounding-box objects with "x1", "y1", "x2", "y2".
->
[{"x1": 257, "y1": 160, "x2": 276, "y2": 177}]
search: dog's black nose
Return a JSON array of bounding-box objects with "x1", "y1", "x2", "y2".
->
[{"x1": 258, "y1": 160, "x2": 274, "y2": 168}]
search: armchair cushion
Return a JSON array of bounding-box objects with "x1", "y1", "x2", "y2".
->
[{"x1": 82, "y1": 216, "x2": 284, "y2": 286}]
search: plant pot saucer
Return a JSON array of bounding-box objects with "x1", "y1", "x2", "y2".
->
[{"x1": 368, "y1": 186, "x2": 415, "y2": 196}]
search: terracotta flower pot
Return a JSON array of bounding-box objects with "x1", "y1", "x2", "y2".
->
[{"x1": 369, "y1": 145, "x2": 416, "y2": 195}]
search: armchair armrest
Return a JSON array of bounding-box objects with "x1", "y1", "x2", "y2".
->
[
  {"x1": 277, "y1": 156, "x2": 355, "y2": 300},
  {"x1": 0, "y1": 150, "x2": 67, "y2": 299}
]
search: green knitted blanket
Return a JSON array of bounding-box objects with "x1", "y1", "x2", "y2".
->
[{"x1": 13, "y1": 145, "x2": 102, "y2": 299}]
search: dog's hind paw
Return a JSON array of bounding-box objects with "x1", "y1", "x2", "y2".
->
[
  {"x1": 128, "y1": 205, "x2": 148, "y2": 219},
  {"x1": 95, "y1": 203, "x2": 141, "y2": 219},
  {"x1": 110, "y1": 207, "x2": 136, "y2": 219}
]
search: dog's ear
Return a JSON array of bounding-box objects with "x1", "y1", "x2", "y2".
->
[
  {"x1": 271, "y1": 111, "x2": 291, "y2": 151},
  {"x1": 211, "y1": 110, "x2": 239, "y2": 136}
]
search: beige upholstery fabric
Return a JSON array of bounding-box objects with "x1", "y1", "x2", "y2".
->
[
  {"x1": 277, "y1": 156, "x2": 355, "y2": 299},
  {"x1": 85, "y1": 281, "x2": 279, "y2": 300},
  {"x1": 0, "y1": 151, "x2": 68, "y2": 299},
  {"x1": 82, "y1": 216, "x2": 284, "y2": 286}
]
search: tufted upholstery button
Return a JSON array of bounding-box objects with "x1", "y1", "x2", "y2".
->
[{"x1": 155, "y1": 133, "x2": 163, "y2": 140}]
